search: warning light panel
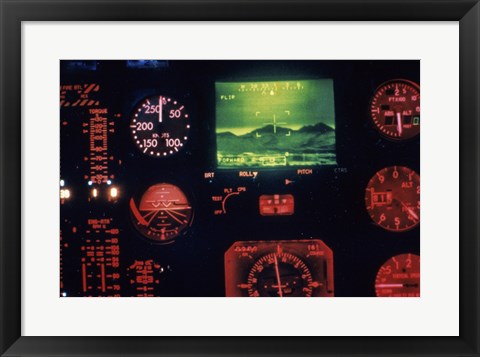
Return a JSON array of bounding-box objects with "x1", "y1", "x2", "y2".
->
[
  {"x1": 225, "y1": 240, "x2": 334, "y2": 297},
  {"x1": 60, "y1": 83, "x2": 100, "y2": 108},
  {"x1": 259, "y1": 194, "x2": 294, "y2": 216}
]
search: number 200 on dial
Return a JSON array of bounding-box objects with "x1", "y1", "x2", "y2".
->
[{"x1": 131, "y1": 95, "x2": 190, "y2": 157}]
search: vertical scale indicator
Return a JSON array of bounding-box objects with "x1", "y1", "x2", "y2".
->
[
  {"x1": 60, "y1": 79, "x2": 123, "y2": 297},
  {"x1": 86, "y1": 109, "x2": 115, "y2": 185},
  {"x1": 80, "y1": 219, "x2": 121, "y2": 296}
]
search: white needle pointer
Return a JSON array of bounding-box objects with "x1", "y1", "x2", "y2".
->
[
  {"x1": 400, "y1": 201, "x2": 419, "y2": 221},
  {"x1": 159, "y1": 96, "x2": 162, "y2": 123},
  {"x1": 396, "y1": 112, "x2": 403, "y2": 136}
]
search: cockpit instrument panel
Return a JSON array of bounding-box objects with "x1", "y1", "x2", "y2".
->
[
  {"x1": 60, "y1": 60, "x2": 420, "y2": 297},
  {"x1": 225, "y1": 240, "x2": 334, "y2": 297}
]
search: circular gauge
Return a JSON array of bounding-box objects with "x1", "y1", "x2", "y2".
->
[
  {"x1": 370, "y1": 79, "x2": 420, "y2": 140},
  {"x1": 375, "y1": 253, "x2": 420, "y2": 297},
  {"x1": 365, "y1": 166, "x2": 420, "y2": 232},
  {"x1": 131, "y1": 95, "x2": 190, "y2": 157},
  {"x1": 247, "y1": 252, "x2": 314, "y2": 297},
  {"x1": 129, "y1": 183, "x2": 193, "y2": 243}
]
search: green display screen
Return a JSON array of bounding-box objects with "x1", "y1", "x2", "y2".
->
[{"x1": 215, "y1": 79, "x2": 336, "y2": 168}]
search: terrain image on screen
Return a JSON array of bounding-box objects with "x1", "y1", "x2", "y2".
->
[{"x1": 216, "y1": 79, "x2": 336, "y2": 168}]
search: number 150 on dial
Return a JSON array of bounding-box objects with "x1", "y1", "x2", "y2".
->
[{"x1": 131, "y1": 95, "x2": 191, "y2": 157}]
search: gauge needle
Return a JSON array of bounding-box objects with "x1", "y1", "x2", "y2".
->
[
  {"x1": 159, "y1": 96, "x2": 162, "y2": 123},
  {"x1": 396, "y1": 112, "x2": 403, "y2": 136},
  {"x1": 376, "y1": 283, "x2": 419, "y2": 288},
  {"x1": 400, "y1": 200, "x2": 419, "y2": 221},
  {"x1": 375, "y1": 283, "x2": 404, "y2": 288},
  {"x1": 274, "y1": 254, "x2": 283, "y2": 297}
]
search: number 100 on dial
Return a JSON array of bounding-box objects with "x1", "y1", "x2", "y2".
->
[{"x1": 131, "y1": 95, "x2": 191, "y2": 157}]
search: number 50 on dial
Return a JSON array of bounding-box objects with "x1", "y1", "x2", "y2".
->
[{"x1": 130, "y1": 95, "x2": 191, "y2": 157}]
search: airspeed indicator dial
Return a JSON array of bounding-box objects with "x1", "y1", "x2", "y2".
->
[{"x1": 131, "y1": 95, "x2": 190, "y2": 157}]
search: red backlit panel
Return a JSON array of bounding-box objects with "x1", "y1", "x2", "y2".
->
[
  {"x1": 60, "y1": 83, "x2": 100, "y2": 107},
  {"x1": 127, "y1": 260, "x2": 164, "y2": 297},
  {"x1": 85, "y1": 109, "x2": 116, "y2": 185},
  {"x1": 259, "y1": 194, "x2": 294, "y2": 216},
  {"x1": 225, "y1": 240, "x2": 334, "y2": 297},
  {"x1": 80, "y1": 218, "x2": 121, "y2": 297}
]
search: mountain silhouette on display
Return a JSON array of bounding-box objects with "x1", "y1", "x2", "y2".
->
[{"x1": 217, "y1": 122, "x2": 336, "y2": 167}]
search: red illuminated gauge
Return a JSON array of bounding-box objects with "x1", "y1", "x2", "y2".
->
[
  {"x1": 365, "y1": 166, "x2": 420, "y2": 232},
  {"x1": 370, "y1": 79, "x2": 420, "y2": 140},
  {"x1": 375, "y1": 253, "x2": 420, "y2": 297},
  {"x1": 131, "y1": 95, "x2": 190, "y2": 157},
  {"x1": 247, "y1": 252, "x2": 314, "y2": 297},
  {"x1": 225, "y1": 240, "x2": 334, "y2": 297},
  {"x1": 129, "y1": 183, "x2": 193, "y2": 243}
]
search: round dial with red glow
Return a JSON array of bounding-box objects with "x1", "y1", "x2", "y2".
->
[
  {"x1": 247, "y1": 252, "x2": 314, "y2": 297},
  {"x1": 375, "y1": 253, "x2": 420, "y2": 297},
  {"x1": 365, "y1": 166, "x2": 420, "y2": 231},
  {"x1": 370, "y1": 79, "x2": 420, "y2": 140},
  {"x1": 129, "y1": 183, "x2": 193, "y2": 243},
  {"x1": 131, "y1": 95, "x2": 190, "y2": 157}
]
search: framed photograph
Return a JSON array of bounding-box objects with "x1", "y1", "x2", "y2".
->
[{"x1": 1, "y1": 0, "x2": 478, "y2": 356}]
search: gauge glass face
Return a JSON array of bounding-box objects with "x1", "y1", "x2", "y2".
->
[
  {"x1": 129, "y1": 183, "x2": 193, "y2": 243},
  {"x1": 131, "y1": 95, "x2": 190, "y2": 157},
  {"x1": 370, "y1": 80, "x2": 420, "y2": 140},
  {"x1": 247, "y1": 252, "x2": 314, "y2": 297},
  {"x1": 375, "y1": 253, "x2": 420, "y2": 297},
  {"x1": 365, "y1": 166, "x2": 420, "y2": 232}
]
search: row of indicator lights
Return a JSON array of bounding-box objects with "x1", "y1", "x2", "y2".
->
[
  {"x1": 91, "y1": 187, "x2": 119, "y2": 198},
  {"x1": 60, "y1": 180, "x2": 119, "y2": 200}
]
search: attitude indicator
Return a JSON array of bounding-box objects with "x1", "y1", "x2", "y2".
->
[{"x1": 130, "y1": 183, "x2": 193, "y2": 243}]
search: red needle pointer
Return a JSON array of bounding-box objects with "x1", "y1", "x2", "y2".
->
[{"x1": 274, "y1": 254, "x2": 283, "y2": 297}]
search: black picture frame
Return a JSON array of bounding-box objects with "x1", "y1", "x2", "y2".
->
[{"x1": 1, "y1": 0, "x2": 478, "y2": 356}]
